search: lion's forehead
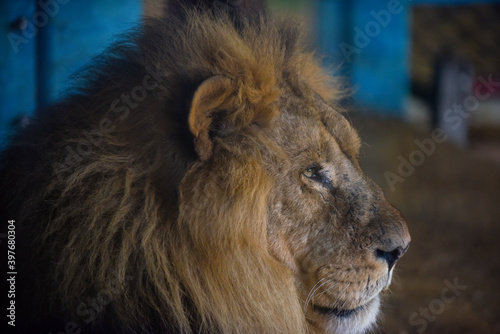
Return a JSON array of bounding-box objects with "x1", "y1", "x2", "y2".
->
[{"x1": 273, "y1": 92, "x2": 360, "y2": 161}]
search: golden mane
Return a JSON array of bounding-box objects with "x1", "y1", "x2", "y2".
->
[{"x1": 1, "y1": 5, "x2": 344, "y2": 334}]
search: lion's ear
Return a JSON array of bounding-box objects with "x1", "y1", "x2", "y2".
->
[{"x1": 188, "y1": 76, "x2": 234, "y2": 160}]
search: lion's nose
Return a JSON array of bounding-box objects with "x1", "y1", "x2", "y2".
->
[{"x1": 375, "y1": 244, "x2": 409, "y2": 271}]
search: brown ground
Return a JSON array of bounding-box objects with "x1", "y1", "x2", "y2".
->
[{"x1": 352, "y1": 116, "x2": 500, "y2": 334}]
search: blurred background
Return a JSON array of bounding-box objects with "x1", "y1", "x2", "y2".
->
[{"x1": 1, "y1": 0, "x2": 499, "y2": 332}]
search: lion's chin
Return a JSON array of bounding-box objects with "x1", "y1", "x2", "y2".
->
[{"x1": 313, "y1": 295, "x2": 380, "y2": 334}]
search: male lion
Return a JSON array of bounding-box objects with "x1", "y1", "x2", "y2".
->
[{"x1": 0, "y1": 1, "x2": 410, "y2": 333}]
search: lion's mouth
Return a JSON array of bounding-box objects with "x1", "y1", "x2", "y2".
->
[
  {"x1": 312, "y1": 295, "x2": 381, "y2": 319},
  {"x1": 312, "y1": 303, "x2": 365, "y2": 318}
]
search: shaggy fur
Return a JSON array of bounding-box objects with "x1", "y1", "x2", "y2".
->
[{"x1": 1, "y1": 1, "x2": 409, "y2": 333}]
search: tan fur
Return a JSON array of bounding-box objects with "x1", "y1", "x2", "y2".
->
[{"x1": 0, "y1": 5, "x2": 409, "y2": 334}]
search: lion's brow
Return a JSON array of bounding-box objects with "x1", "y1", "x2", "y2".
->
[{"x1": 293, "y1": 147, "x2": 312, "y2": 158}]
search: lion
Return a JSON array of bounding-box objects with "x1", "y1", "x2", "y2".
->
[{"x1": 0, "y1": 1, "x2": 410, "y2": 333}]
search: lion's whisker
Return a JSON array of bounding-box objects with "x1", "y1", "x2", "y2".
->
[
  {"x1": 304, "y1": 277, "x2": 326, "y2": 311},
  {"x1": 303, "y1": 277, "x2": 329, "y2": 312},
  {"x1": 332, "y1": 282, "x2": 351, "y2": 310},
  {"x1": 315, "y1": 281, "x2": 338, "y2": 298},
  {"x1": 338, "y1": 295, "x2": 351, "y2": 312}
]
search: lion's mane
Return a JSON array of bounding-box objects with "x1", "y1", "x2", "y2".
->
[{"x1": 1, "y1": 3, "x2": 342, "y2": 333}]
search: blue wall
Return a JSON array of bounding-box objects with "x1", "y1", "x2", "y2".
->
[
  {"x1": 350, "y1": 0, "x2": 410, "y2": 116},
  {"x1": 0, "y1": 0, "x2": 141, "y2": 142},
  {"x1": 0, "y1": 1, "x2": 37, "y2": 139},
  {"x1": 316, "y1": 0, "x2": 410, "y2": 115}
]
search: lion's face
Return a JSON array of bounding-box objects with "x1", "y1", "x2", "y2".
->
[{"x1": 264, "y1": 89, "x2": 411, "y2": 333}]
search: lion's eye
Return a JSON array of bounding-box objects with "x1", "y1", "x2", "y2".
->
[{"x1": 303, "y1": 166, "x2": 322, "y2": 180}]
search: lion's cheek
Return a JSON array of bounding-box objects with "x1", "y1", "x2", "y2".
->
[{"x1": 267, "y1": 231, "x2": 301, "y2": 274}]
